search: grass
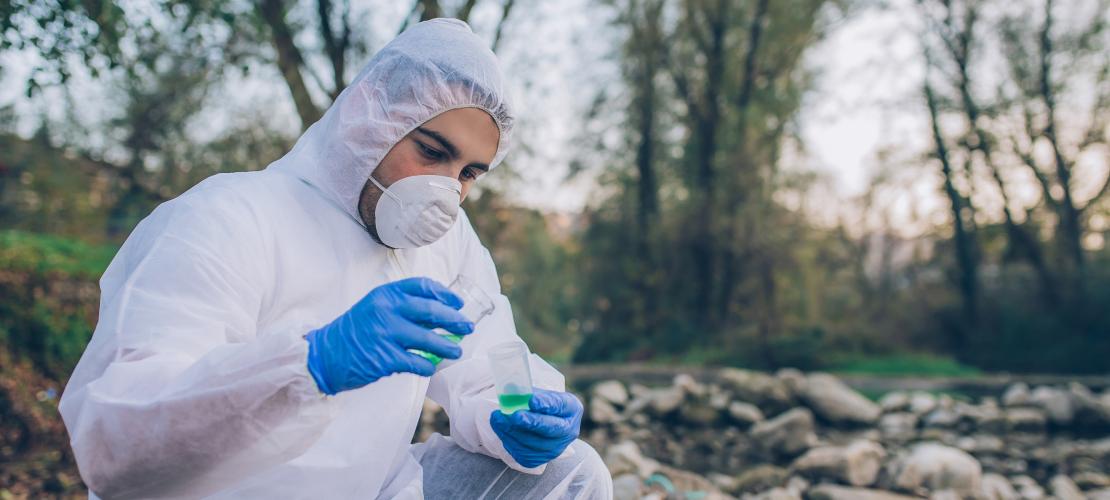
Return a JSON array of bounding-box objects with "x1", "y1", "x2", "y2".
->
[{"x1": 829, "y1": 352, "x2": 982, "y2": 378}]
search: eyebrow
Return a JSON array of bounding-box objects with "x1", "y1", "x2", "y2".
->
[{"x1": 414, "y1": 126, "x2": 489, "y2": 172}]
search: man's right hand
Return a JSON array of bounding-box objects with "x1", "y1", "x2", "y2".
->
[{"x1": 305, "y1": 277, "x2": 474, "y2": 395}]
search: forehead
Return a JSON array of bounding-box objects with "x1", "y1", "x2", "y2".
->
[{"x1": 420, "y1": 108, "x2": 499, "y2": 162}]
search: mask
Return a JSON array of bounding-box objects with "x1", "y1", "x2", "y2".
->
[{"x1": 368, "y1": 174, "x2": 463, "y2": 248}]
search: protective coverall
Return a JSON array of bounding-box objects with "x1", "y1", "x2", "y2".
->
[{"x1": 59, "y1": 18, "x2": 609, "y2": 499}]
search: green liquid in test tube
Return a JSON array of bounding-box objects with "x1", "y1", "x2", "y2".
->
[
  {"x1": 489, "y1": 343, "x2": 534, "y2": 414},
  {"x1": 498, "y1": 392, "x2": 533, "y2": 414}
]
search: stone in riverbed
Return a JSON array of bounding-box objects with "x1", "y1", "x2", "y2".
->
[
  {"x1": 979, "y1": 473, "x2": 1018, "y2": 500},
  {"x1": 790, "y1": 440, "x2": 885, "y2": 487},
  {"x1": 605, "y1": 440, "x2": 659, "y2": 478},
  {"x1": 1075, "y1": 471, "x2": 1110, "y2": 490},
  {"x1": 909, "y1": 392, "x2": 938, "y2": 416},
  {"x1": 1028, "y1": 385, "x2": 1073, "y2": 426},
  {"x1": 733, "y1": 464, "x2": 788, "y2": 495},
  {"x1": 878, "y1": 391, "x2": 910, "y2": 413},
  {"x1": 728, "y1": 401, "x2": 765, "y2": 427},
  {"x1": 719, "y1": 368, "x2": 794, "y2": 413},
  {"x1": 749, "y1": 407, "x2": 818, "y2": 459},
  {"x1": 890, "y1": 442, "x2": 982, "y2": 496},
  {"x1": 878, "y1": 412, "x2": 918, "y2": 441},
  {"x1": 612, "y1": 473, "x2": 643, "y2": 500},
  {"x1": 590, "y1": 396, "x2": 622, "y2": 424},
  {"x1": 592, "y1": 380, "x2": 629, "y2": 406},
  {"x1": 1002, "y1": 383, "x2": 1031, "y2": 407},
  {"x1": 1009, "y1": 475, "x2": 1045, "y2": 499},
  {"x1": 745, "y1": 487, "x2": 800, "y2": 500},
  {"x1": 806, "y1": 484, "x2": 920, "y2": 500},
  {"x1": 1004, "y1": 407, "x2": 1047, "y2": 433},
  {"x1": 798, "y1": 373, "x2": 881, "y2": 426},
  {"x1": 1049, "y1": 474, "x2": 1084, "y2": 500}
]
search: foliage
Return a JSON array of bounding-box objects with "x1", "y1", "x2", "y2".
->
[{"x1": 0, "y1": 230, "x2": 110, "y2": 379}]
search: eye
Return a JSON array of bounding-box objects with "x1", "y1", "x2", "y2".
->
[
  {"x1": 415, "y1": 141, "x2": 445, "y2": 161},
  {"x1": 461, "y1": 167, "x2": 479, "y2": 181}
]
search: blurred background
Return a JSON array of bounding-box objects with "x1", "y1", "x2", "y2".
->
[{"x1": 1, "y1": 0, "x2": 1108, "y2": 497}]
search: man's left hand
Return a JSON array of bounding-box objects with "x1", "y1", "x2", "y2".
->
[{"x1": 489, "y1": 388, "x2": 583, "y2": 468}]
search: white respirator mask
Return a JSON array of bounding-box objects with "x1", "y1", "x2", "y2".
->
[{"x1": 368, "y1": 173, "x2": 463, "y2": 249}]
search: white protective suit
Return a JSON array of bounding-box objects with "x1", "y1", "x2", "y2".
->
[{"x1": 59, "y1": 18, "x2": 570, "y2": 499}]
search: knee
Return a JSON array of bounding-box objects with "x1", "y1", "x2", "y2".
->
[{"x1": 564, "y1": 440, "x2": 613, "y2": 496}]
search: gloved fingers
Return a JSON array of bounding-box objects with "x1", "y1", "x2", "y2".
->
[
  {"x1": 398, "y1": 298, "x2": 475, "y2": 334},
  {"x1": 393, "y1": 350, "x2": 437, "y2": 377},
  {"x1": 393, "y1": 323, "x2": 463, "y2": 360},
  {"x1": 528, "y1": 389, "x2": 584, "y2": 418},
  {"x1": 392, "y1": 277, "x2": 464, "y2": 309},
  {"x1": 507, "y1": 410, "x2": 575, "y2": 438}
]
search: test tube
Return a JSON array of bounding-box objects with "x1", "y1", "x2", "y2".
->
[
  {"x1": 488, "y1": 342, "x2": 534, "y2": 414},
  {"x1": 410, "y1": 274, "x2": 495, "y2": 365}
]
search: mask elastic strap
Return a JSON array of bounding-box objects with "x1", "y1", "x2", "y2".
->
[{"x1": 368, "y1": 172, "x2": 402, "y2": 205}]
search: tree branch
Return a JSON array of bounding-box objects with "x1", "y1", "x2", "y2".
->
[{"x1": 491, "y1": 0, "x2": 516, "y2": 53}]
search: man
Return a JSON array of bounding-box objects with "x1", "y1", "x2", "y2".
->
[{"x1": 59, "y1": 19, "x2": 613, "y2": 499}]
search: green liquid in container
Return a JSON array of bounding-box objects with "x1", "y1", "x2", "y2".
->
[
  {"x1": 410, "y1": 333, "x2": 465, "y2": 365},
  {"x1": 498, "y1": 393, "x2": 533, "y2": 414}
]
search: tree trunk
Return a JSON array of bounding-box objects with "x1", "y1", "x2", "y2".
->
[
  {"x1": 257, "y1": 0, "x2": 322, "y2": 130},
  {"x1": 925, "y1": 77, "x2": 979, "y2": 329}
]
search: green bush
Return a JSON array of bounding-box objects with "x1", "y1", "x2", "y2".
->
[{"x1": 0, "y1": 230, "x2": 113, "y2": 379}]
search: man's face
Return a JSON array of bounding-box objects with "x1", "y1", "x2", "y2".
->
[{"x1": 359, "y1": 107, "x2": 499, "y2": 245}]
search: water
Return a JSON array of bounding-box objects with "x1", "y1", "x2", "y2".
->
[{"x1": 498, "y1": 392, "x2": 533, "y2": 414}]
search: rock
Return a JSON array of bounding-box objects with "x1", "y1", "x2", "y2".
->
[
  {"x1": 891, "y1": 442, "x2": 982, "y2": 496},
  {"x1": 1090, "y1": 488, "x2": 1110, "y2": 500},
  {"x1": 798, "y1": 373, "x2": 881, "y2": 426},
  {"x1": 1069, "y1": 382, "x2": 1110, "y2": 429},
  {"x1": 612, "y1": 473, "x2": 643, "y2": 500},
  {"x1": 734, "y1": 465, "x2": 789, "y2": 495},
  {"x1": 592, "y1": 380, "x2": 629, "y2": 406},
  {"x1": 750, "y1": 408, "x2": 818, "y2": 459},
  {"x1": 979, "y1": 473, "x2": 1018, "y2": 500},
  {"x1": 921, "y1": 408, "x2": 960, "y2": 429},
  {"x1": 590, "y1": 396, "x2": 623, "y2": 424},
  {"x1": 654, "y1": 464, "x2": 731, "y2": 499},
  {"x1": 1003, "y1": 383, "x2": 1031, "y2": 407},
  {"x1": 728, "y1": 401, "x2": 765, "y2": 427},
  {"x1": 790, "y1": 440, "x2": 885, "y2": 487},
  {"x1": 1009, "y1": 475, "x2": 1045, "y2": 499},
  {"x1": 720, "y1": 368, "x2": 794, "y2": 412},
  {"x1": 955, "y1": 434, "x2": 1004, "y2": 454},
  {"x1": 1005, "y1": 408, "x2": 1047, "y2": 433},
  {"x1": 674, "y1": 373, "x2": 707, "y2": 398},
  {"x1": 775, "y1": 368, "x2": 807, "y2": 398},
  {"x1": 909, "y1": 392, "x2": 938, "y2": 415},
  {"x1": 1074, "y1": 471, "x2": 1110, "y2": 490},
  {"x1": 971, "y1": 406, "x2": 1007, "y2": 434},
  {"x1": 708, "y1": 472, "x2": 741, "y2": 494},
  {"x1": 1027, "y1": 386, "x2": 1073, "y2": 426},
  {"x1": 878, "y1": 413, "x2": 918, "y2": 441},
  {"x1": 929, "y1": 490, "x2": 960, "y2": 500},
  {"x1": 709, "y1": 385, "x2": 733, "y2": 410},
  {"x1": 744, "y1": 487, "x2": 800, "y2": 500},
  {"x1": 879, "y1": 392, "x2": 911, "y2": 413},
  {"x1": 784, "y1": 476, "x2": 809, "y2": 495},
  {"x1": 605, "y1": 441, "x2": 660, "y2": 478},
  {"x1": 1049, "y1": 475, "x2": 1084, "y2": 500},
  {"x1": 805, "y1": 484, "x2": 920, "y2": 500},
  {"x1": 647, "y1": 386, "x2": 685, "y2": 416},
  {"x1": 679, "y1": 401, "x2": 721, "y2": 426}
]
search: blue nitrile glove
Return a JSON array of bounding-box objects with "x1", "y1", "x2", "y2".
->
[
  {"x1": 489, "y1": 388, "x2": 584, "y2": 468},
  {"x1": 305, "y1": 277, "x2": 474, "y2": 395}
]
